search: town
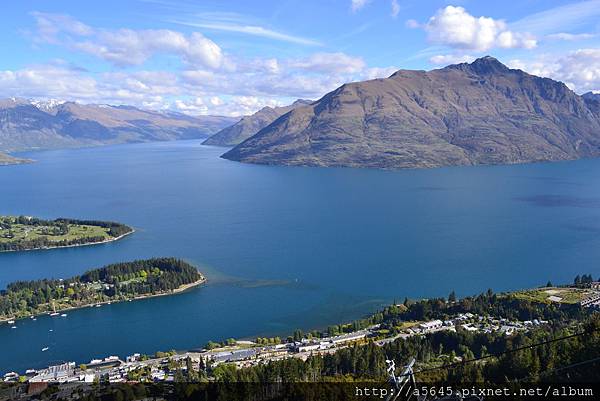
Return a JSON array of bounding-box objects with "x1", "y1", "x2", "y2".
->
[{"x1": 2, "y1": 311, "x2": 548, "y2": 390}]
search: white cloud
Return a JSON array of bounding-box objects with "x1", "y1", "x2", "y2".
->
[
  {"x1": 351, "y1": 0, "x2": 371, "y2": 12},
  {"x1": 429, "y1": 54, "x2": 475, "y2": 65},
  {"x1": 174, "y1": 96, "x2": 283, "y2": 117},
  {"x1": 405, "y1": 19, "x2": 421, "y2": 29},
  {"x1": 510, "y1": 0, "x2": 600, "y2": 36},
  {"x1": 0, "y1": 65, "x2": 98, "y2": 100},
  {"x1": 31, "y1": 11, "x2": 93, "y2": 43},
  {"x1": 391, "y1": 0, "x2": 401, "y2": 18},
  {"x1": 31, "y1": 12, "x2": 224, "y2": 69},
  {"x1": 174, "y1": 97, "x2": 208, "y2": 114},
  {"x1": 361, "y1": 66, "x2": 398, "y2": 80},
  {"x1": 508, "y1": 48, "x2": 600, "y2": 93},
  {"x1": 172, "y1": 20, "x2": 322, "y2": 47},
  {"x1": 545, "y1": 32, "x2": 596, "y2": 41},
  {"x1": 288, "y1": 52, "x2": 365, "y2": 74},
  {"x1": 424, "y1": 6, "x2": 537, "y2": 51},
  {"x1": 17, "y1": 14, "x2": 401, "y2": 116}
]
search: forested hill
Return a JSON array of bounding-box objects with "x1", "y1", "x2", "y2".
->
[{"x1": 0, "y1": 258, "x2": 204, "y2": 320}]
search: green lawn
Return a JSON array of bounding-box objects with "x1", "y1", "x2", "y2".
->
[
  {"x1": 0, "y1": 217, "x2": 112, "y2": 245},
  {"x1": 512, "y1": 287, "x2": 594, "y2": 305}
]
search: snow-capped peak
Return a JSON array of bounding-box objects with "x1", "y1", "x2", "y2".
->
[{"x1": 30, "y1": 99, "x2": 66, "y2": 112}]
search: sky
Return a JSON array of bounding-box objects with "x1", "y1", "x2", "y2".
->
[{"x1": 1, "y1": 0, "x2": 600, "y2": 116}]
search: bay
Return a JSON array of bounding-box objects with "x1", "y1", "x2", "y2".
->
[{"x1": 1, "y1": 140, "x2": 599, "y2": 373}]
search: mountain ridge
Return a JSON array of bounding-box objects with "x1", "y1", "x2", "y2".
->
[
  {"x1": 0, "y1": 98, "x2": 237, "y2": 154},
  {"x1": 202, "y1": 99, "x2": 312, "y2": 147},
  {"x1": 223, "y1": 57, "x2": 600, "y2": 170}
]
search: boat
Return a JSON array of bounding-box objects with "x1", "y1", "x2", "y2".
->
[
  {"x1": 60, "y1": 313, "x2": 67, "y2": 317},
  {"x1": 50, "y1": 312, "x2": 59, "y2": 317},
  {"x1": 11, "y1": 326, "x2": 16, "y2": 329},
  {"x1": 49, "y1": 329, "x2": 53, "y2": 332},
  {"x1": 7, "y1": 320, "x2": 15, "y2": 324},
  {"x1": 41, "y1": 347, "x2": 49, "y2": 352},
  {"x1": 95, "y1": 304, "x2": 101, "y2": 307}
]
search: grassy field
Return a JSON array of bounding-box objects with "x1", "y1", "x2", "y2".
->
[
  {"x1": 512, "y1": 287, "x2": 595, "y2": 304},
  {"x1": 0, "y1": 216, "x2": 131, "y2": 253},
  {"x1": 0, "y1": 219, "x2": 112, "y2": 244}
]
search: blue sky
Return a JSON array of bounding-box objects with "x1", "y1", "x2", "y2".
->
[{"x1": 1, "y1": 0, "x2": 600, "y2": 115}]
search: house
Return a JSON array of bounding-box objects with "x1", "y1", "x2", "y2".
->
[
  {"x1": 126, "y1": 353, "x2": 141, "y2": 363},
  {"x1": 461, "y1": 324, "x2": 478, "y2": 332},
  {"x1": 419, "y1": 320, "x2": 443, "y2": 333},
  {"x1": 211, "y1": 348, "x2": 258, "y2": 363},
  {"x1": 330, "y1": 331, "x2": 367, "y2": 344},
  {"x1": 297, "y1": 343, "x2": 320, "y2": 353},
  {"x1": 29, "y1": 362, "x2": 76, "y2": 383},
  {"x1": 3, "y1": 372, "x2": 19, "y2": 382}
]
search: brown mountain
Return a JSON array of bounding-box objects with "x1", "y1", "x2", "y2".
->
[
  {"x1": 0, "y1": 98, "x2": 237, "y2": 155},
  {"x1": 202, "y1": 99, "x2": 312, "y2": 146},
  {"x1": 223, "y1": 56, "x2": 600, "y2": 169},
  {"x1": 583, "y1": 91, "x2": 600, "y2": 118}
]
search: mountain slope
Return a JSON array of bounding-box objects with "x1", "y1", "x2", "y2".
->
[
  {"x1": 0, "y1": 98, "x2": 237, "y2": 153},
  {"x1": 583, "y1": 92, "x2": 600, "y2": 118},
  {"x1": 223, "y1": 57, "x2": 600, "y2": 169},
  {"x1": 202, "y1": 99, "x2": 312, "y2": 146}
]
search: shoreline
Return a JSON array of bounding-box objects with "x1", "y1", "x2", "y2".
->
[
  {"x1": 0, "y1": 228, "x2": 135, "y2": 253},
  {"x1": 0, "y1": 276, "x2": 206, "y2": 324}
]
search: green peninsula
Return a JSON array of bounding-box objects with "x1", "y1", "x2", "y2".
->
[
  {"x1": 0, "y1": 152, "x2": 31, "y2": 166},
  {"x1": 0, "y1": 215, "x2": 133, "y2": 252},
  {"x1": 0, "y1": 258, "x2": 205, "y2": 321}
]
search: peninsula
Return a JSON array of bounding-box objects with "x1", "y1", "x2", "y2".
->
[
  {"x1": 0, "y1": 258, "x2": 205, "y2": 321},
  {"x1": 0, "y1": 216, "x2": 133, "y2": 252},
  {"x1": 0, "y1": 152, "x2": 31, "y2": 166}
]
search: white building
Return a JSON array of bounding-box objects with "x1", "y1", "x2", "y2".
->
[{"x1": 419, "y1": 320, "x2": 443, "y2": 333}]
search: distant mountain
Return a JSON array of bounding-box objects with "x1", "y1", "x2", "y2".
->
[
  {"x1": 223, "y1": 57, "x2": 600, "y2": 170},
  {"x1": 0, "y1": 98, "x2": 237, "y2": 154},
  {"x1": 202, "y1": 99, "x2": 312, "y2": 147},
  {"x1": 583, "y1": 92, "x2": 600, "y2": 117}
]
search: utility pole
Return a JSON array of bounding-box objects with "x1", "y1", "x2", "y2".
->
[
  {"x1": 385, "y1": 357, "x2": 483, "y2": 401},
  {"x1": 385, "y1": 358, "x2": 420, "y2": 401}
]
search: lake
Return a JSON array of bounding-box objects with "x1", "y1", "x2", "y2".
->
[{"x1": 1, "y1": 140, "x2": 600, "y2": 373}]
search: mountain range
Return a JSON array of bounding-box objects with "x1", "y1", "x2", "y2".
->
[
  {"x1": 223, "y1": 57, "x2": 600, "y2": 170},
  {"x1": 0, "y1": 98, "x2": 237, "y2": 161},
  {"x1": 202, "y1": 99, "x2": 312, "y2": 147}
]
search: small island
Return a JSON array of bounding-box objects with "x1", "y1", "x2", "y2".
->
[
  {"x1": 0, "y1": 215, "x2": 133, "y2": 252},
  {"x1": 0, "y1": 258, "x2": 205, "y2": 321}
]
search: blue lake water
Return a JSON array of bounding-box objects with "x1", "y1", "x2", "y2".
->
[{"x1": 1, "y1": 140, "x2": 600, "y2": 373}]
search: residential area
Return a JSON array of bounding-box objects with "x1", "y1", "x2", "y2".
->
[{"x1": 1, "y1": 310, "x2": 548, "y2": 393}]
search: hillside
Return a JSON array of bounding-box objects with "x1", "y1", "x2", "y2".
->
[
  {"x1": 223, "y1": 57, "x2": 600, "y2": 169},
  {"x1": 202, "y1": 99, "x2": 312, "y2": 146},
  {"x1": 0, "y1": 98, "x2": 237, "y2": 153}
]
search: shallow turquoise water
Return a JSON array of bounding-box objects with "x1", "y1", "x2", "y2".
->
[{"x1": 1, "y1": 140, "x2": 600, "y2": 373}]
